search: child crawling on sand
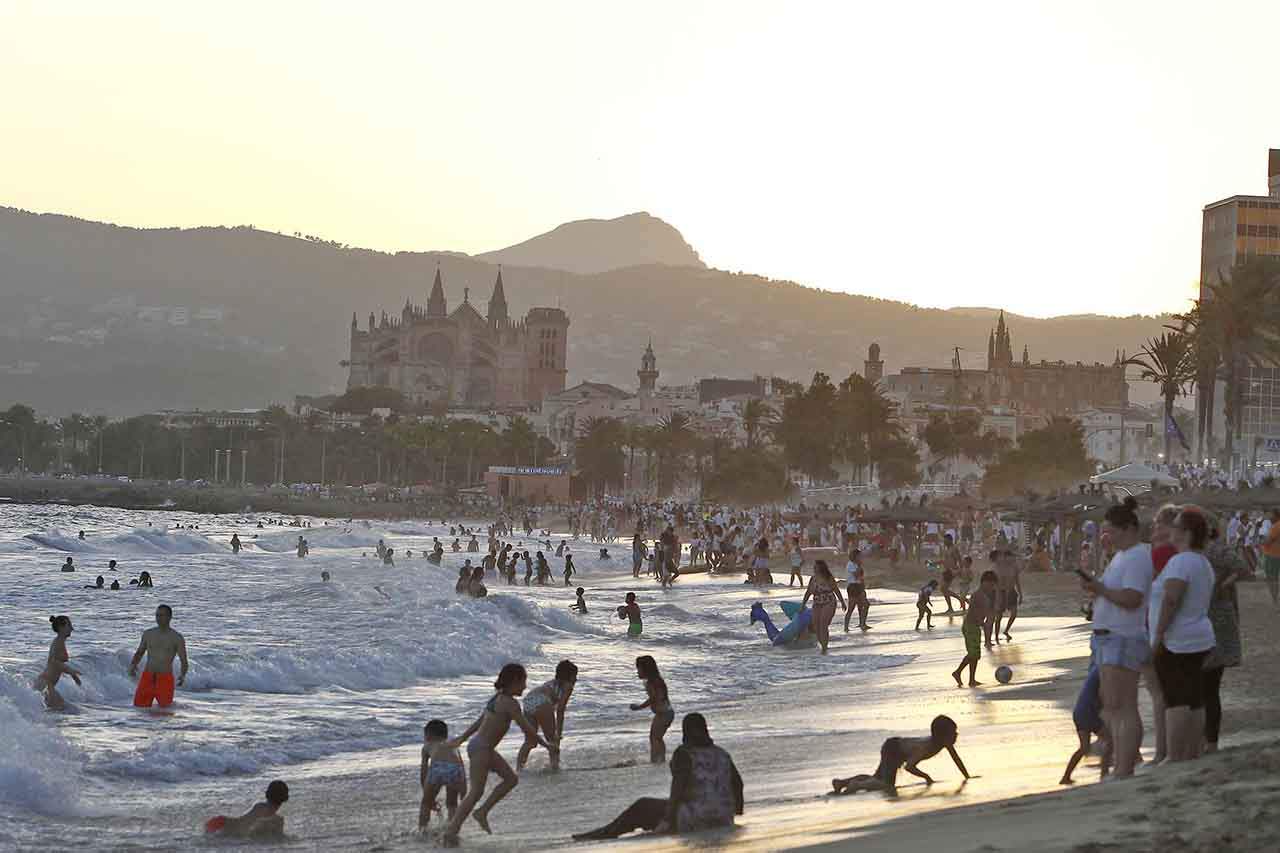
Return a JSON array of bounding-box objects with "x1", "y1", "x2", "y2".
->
[
  {"x1": 831, "y1": 715, "x2": 970, "y2": 794},
  {"x1": 419, "y1": 719, "x2": 468, "y2": 830}
]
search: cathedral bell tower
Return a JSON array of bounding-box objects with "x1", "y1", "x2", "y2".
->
[{"x1": 638, "y1": 339, "x2": 659, "y2": 394}]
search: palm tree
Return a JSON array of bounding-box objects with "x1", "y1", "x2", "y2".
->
[
  {"x1": 1125, "y1": 331, "x2": 1195, "y2": 462},
  {"x1": 652, "y1": 412, "x2": 693, "y2": 497},
  {"x1": 1176, "y1": 256, "x2": 1280, "y2": 465},
  {"x1": 575, "y1": 416, "x2": 626, "y2": 496},
  {"x1": 739, "y1": 398, "x2": 776, "y2": 450}
]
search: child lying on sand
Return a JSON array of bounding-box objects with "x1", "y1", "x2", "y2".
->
[{"x1": 831, "y1": 716, "x2": 970, "y2": 794}]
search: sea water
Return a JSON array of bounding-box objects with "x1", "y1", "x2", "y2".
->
[{"x1": 0, "y1": 504, "x2": 923, "y2": 850}]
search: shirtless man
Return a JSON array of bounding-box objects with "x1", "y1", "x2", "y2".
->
[
  {"x1": 992, "y1": 549, "x2": 1022, "y2": 642},
  {"x1": 128, "y1": 604, "x2": 189, "y2": 708}
]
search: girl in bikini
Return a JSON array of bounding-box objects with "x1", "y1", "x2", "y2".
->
[
  {"x1": 444, "y1": 663, "x2": 552, "y2": 843},
  {"x1": 630, "y1": 655, "x2": 675, "y2": 764},
  {"x1": 802, "y1": 560, "x2": 846, "y2": 654},
  {"x1": 35, "y1": 615, "x2": 82, "y2": 710},
  {"x1": 518, "y1": 659, "x2": 578, "y2": 770}
]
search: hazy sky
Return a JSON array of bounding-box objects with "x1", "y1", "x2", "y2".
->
[{"x1": 4, "y1": 2, "x2": 1278, "y2": 318}]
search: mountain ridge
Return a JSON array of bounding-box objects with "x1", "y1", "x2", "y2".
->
[{"x1": 0, "y1": 205, "x2": 1171, "y2": 416}]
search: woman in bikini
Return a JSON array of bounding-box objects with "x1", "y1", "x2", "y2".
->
[
  {"x1": 518, "y1": 659, "x2": 578, "y2": 770},
  {"x1": 802, "y1": 559, "x2": 846, "y2": 654},
  {"x1": 35, "y1": 615, "x2": 82, "y2": 710},
  {"x1": 630, "y1": 655, "x2": 675, "y2": 763},
  {"x1": 444, "y1": 663, "x2": 552, "y2": 842}
]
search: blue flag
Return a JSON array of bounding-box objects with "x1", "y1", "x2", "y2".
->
[{"x1": 1165, "y1": 412, "x2": 1190, "y2": 452}]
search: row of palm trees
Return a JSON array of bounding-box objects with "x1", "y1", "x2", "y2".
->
[{"x1": 1128, "y1": 255, "x2": 1280, "y2": 466}]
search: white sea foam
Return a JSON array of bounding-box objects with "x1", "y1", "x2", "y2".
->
[{"x1": 0, "y1": 668, "x2": 88, "y2": 816}]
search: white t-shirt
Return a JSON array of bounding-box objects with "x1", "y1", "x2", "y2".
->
[
  {"x1": 846, "y1": 559, "x2": 863, "y2": 585},
  {"x1": 1092, "y1": 543, "x2": 1153, "y2": 638},
  {"x1": 1148, "y1": 551, "x2": 1216, "y2": 653}
]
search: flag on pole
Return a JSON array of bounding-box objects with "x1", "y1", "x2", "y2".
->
[{"x1": 1165, "y1": 412, "x2": 1190, "y2": 452}]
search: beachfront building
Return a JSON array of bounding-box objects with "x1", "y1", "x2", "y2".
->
[
  {"x1": 344, "y1": 268, "x2": 568, "y2": 410},
  {"x1": 1199, "y1": 149, "x2": 1280, "y2": 464}
]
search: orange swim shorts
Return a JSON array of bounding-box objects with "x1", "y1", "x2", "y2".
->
[{"x1": 133, "y1": 671, "x2": 175, "y2": 707}]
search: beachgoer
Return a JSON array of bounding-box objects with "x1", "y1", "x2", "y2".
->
[
  {"x1": 788, "y1": 537, "x2": 804, "y2": 587},
  {"x1": 230, "y1": 534, "x2": 241, "y2": 554},
  {"x1": 618, "y1": 592, "x2": 643, "y2": 637},
  {"x1": 469, "y1": 566, "x2": 488, "y2": 598},
  {"x1": 206, "y1": 781, "x2": 288, "y2": 838},
  {"x1": 1203, "y1": 519, "x2": 1245, "y2": 754},
  {"x1": 1061, "y1": 664, "x2": 1108, "y2": 784},
  {"x1": 34, "y1": 615, "x2": 82, "y2": 710},
  {"x1": 518, "y1": 659, "x2": 578, "y2": 770},
  {"x1": 419, "y1": 720, "x2": 468, "y2": 830},
  {"x1": 1261, "y1": 507, "x2": 1280, "y2": 608},
  {"x1": 383, "y1": 548, "x2": 395, "y2": 566},
  {"x1": 563, "y1": 554, "x2": 576, "y2": 586},
  {"x1": 1080, "y1": 497, "x2": 1153, "y2": 777},
  {"x1": 993, "y1": 548, "x2": 1022, "y2": 641},
  {"x1": 108, "y1": 559, "x2": 118, "y2": 572},
  {"x1": 843, "y1": 549, "x2": 869, "y2": 632},
  {"x1": 571, "y1": 587, "x2": 588, "y2": 613},
  {"x1": 109, "y1": 579, "x2": 121, "y2": 590},
  {"x1": 61, "y1": 557, "x2": 75, "y2": 573},
  {"x1": 85, "y1": 575, "x2": 105, "y2": 590},
  {"x1": 443, "y1": 664, "x2": 551, "y2": 842},
  {"x1": 802, "y1": 559, "x2": 846, "y2": 654},
  {"x1": 952, "y1": 571, "x2": 997, "y2": 687},
  {"x1": 941, "y1": 534, "x2": 965, "y2": 613},
  {"x1": 137, "y1": 571, "x2": 153, "y2": 588},
  {"x1": 831, "y1": 715, "x2": 971, "y2": 794},
  {"x1": 1150, "y1": 506, "x2": 1216, "y2": 762},
  {"x1": 573, "y1": 713, "x2": 743, "y2": 840},
  {"x1": 128, "y1": 604, "x2": 188, "y2": 708},
  {"x1": 631, "y1": 655, "x2": 675, "y2": 764},
  {"x1": 916, "y1": 580, "x2": 938, "y2": 630}
]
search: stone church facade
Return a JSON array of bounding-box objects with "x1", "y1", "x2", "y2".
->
[{"x1": 344, "y1": 268, "x2": 568, "y2": 408}]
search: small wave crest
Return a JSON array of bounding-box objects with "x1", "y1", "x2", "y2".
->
[
  {"x1": 24, "y1": 527, "x2": 224, "y2": 556},
  {"x1": 0, "y1": 667, "x2": 88, "y2": 815}
]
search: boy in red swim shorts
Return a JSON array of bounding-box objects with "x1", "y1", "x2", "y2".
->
[{"x1": 128, "y1": 604, "x2": 188, "y2": 708}]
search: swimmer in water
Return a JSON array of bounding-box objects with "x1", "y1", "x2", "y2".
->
[
  {"x1": 35, "y1": 615, "x2": 82, "y2": 710},
  {"x1": 230, "y1": 534, "x2": 241, "y2": 554},
  {"x1": 571, "y1": 587, "x2": 588, "y2": 613},
  {"x1": 108, "y1": 559, "x2": 118, "y2": 572},
  {"x1": 443, "y1": 663, "x2": 551, "y2": 843},
  {"x1": 85, "y1": 576, "x2": 105, "y2": 590},
  {"x1": 207, "y1": 780, "x2": 289, "y2": 838},
  {"x1": 617, "y1": 592, "x2": 642, "y2": 637},
  {"x1": 61, "y1": 557, "x2": 75, "y2": 573},
  {"x1": 321, "y1": 570, "x2": 331, "y2": 582},
  {"x1": 109, "y1": 579, "x2": 121, "y2": 590}
]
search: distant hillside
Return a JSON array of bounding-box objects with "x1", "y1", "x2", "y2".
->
[
  {"x1": 0, "y1": 206, "x2": 1171, "y2": 416},
  {"x1": 478, "y1": 212, "x2": 705, "y2": 274}
]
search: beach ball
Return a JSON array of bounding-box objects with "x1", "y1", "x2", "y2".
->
[{"x1": 995, "y1": 665, "x2": 1013, "y2": 684}]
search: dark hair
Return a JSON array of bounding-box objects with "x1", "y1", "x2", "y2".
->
[
  {"x1": 1176, "y1": 506, "x2": 1210, "y2": 550},
  {"x1": 555, "y1": 659, "x2": 579, "y2": 683},
  {"x1": 625, "y1": 592, "x2": 636, "y2": 602},
  {"x1": 576, "y1": 587, "x2": 585, "y2": 596},
  {"x1": 424, "y1": 719, "x2": 448, "y2": 739},
  {"x1": 682, "y1": 712, "x2": 711, "y2": 747},
  {"x1": 979, "y1": 570, "x2": 998, "y2": 584},
  {"x1": 931, "y1": 714, "x2": 958, "y2": 744},
  {"x1": 156, "y1": 603, "x2": 173, "y2": 617},
  {"x1": 635, "y1": 655, "x2": 660, "y2": 681},
  {"x1": 1104, "y1": 496, "x2": 1140, "y2": 530},
  {"x1": 495, "y1": 663, "x2": 526, "y2": 691},
  {"x1": 813, "y1": 559, "x2": 834, "y2": 582},
  {"x1": 50, "y1": 615, "x2": 70, "y2": 632},
  {"x1": 265, "y1": 780, "x2": 289, "y2": 806}
]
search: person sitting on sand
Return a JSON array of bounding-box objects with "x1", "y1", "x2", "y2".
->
[
  {"x1": 35, "y1": 615, "x2": 82, "y2": 710},
  {"x1": 573, "y1": 713, "x2": 743, "y2": 841},
  {"x1": 831, "y1": 715, "x2": 970, "y2": 794},
  {"x1": 419, "y1": 719, "x2": 468, "y2": 830},
  {"x1": 952, "y1": 571, "x2": 997, "y2": 687},
  {"x1": 207, "y1": 780, "x2": 289, "y2": 838}
]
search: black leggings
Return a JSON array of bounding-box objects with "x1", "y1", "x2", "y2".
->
[
  {"x1": 1154, "y1": 647, "x2": 1208, "y2": 709},
  {"x1": 1203, "y1": 666, "x2": 1225, "y2": 743},
  {"x1": 573, "y1": 797, "x2": 667, "y2": 840}
]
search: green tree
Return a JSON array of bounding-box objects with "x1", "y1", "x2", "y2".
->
[
  {"x1": 1125, "y1": 330, "x2": 1195, "y2": 462},
  {"x1": 835, "y1": 372, "x2": 902, "y2": 483},
  {"x1": 652, "y1": 412, "x2": 694, "y2": 497},
  {"x1": 982, "y1": 416, "x2": 1091, "y2": 497},
  {"x1": 702, "y1": 446, "x2": 793, "y2": 504},
  {"x1": 575, "y1": 416, "x2": 626, "y2": 497},
  {"x1": 775, "y1": 372, "x2": 839, "y2": 484}
]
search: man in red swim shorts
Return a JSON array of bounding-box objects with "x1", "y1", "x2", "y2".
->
[{"x1": 129, "y1": 604, "x2": 188, "y2": 707}]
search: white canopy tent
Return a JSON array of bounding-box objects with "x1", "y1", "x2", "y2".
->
[{"x1": 1090, "y1": 462, "x2": 1179, "y2": 493}]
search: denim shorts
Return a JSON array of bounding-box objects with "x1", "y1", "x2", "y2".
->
[{"x1": 1090, "y1": 631, "x2": 1150, "y2": 671}]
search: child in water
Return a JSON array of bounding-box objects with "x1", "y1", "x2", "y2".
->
[
  {"x1": 831, "y1": 715, "x2": 970, "y2": 794},
  {"x1": 206, "y1": 780, "x2": 289, "y2": 838},
  {"x1": 571, "y1": 587, "x2": 588, "y2": 613},
  {"x1": 916, "y1": 579, "x2": 938, "y2": 630},
  {"x1": 419, "y1": 720, "x2": 468, "y2": 830},
  {"x1": 563, "y1": 554, "x2": 575, "y2": 586},
  {"x1": 617, "y1": 592, "x2": 642, "y2": 637}
]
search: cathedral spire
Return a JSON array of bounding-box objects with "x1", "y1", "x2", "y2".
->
[
  {"x1": 638, "y1": 338, "x2": 659, "y2": 393},
  {"x1": 427, "y1": 264, "x2": 447, "y2": 317},
  {"x1": 487, "y1": 267, "x2": 509, "y2": 326}
]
